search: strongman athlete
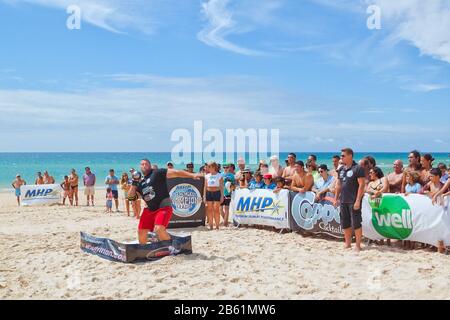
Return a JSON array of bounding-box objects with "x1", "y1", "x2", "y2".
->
[{"x1": 128, "y1": 159, "x2": 202, "y2": 244}]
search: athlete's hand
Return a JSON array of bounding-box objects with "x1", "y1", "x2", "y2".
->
[{"x1": 193, "y1": 173, "x2": 203, "y2": 180}]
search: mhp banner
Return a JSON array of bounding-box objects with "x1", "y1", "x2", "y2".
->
[
  {"x1": 20, "y1": 184, "x2": 62, "y2": 206},
  {"x1": 167, "y1": 178, "x2": 205, "y2": 229},
  {"x1": 230, "y1": 188, "x2": 290, "y2": 229}
]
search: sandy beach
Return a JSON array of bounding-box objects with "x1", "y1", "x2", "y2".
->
[{"x1": 1, "y1": 191, "x2": 450, "y2": 300}]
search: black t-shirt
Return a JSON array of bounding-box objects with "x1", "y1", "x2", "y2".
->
[
  {"x1": 337, "y1": 161, "x2": 365, "y2": 204},
  {"x1": 136, "y1": 169, "x2": 171, "y2": 211}
]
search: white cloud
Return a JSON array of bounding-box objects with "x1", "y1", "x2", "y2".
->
[
  {"x1": 197, "y1": 0, "x2": 282, "y2": 55},
  {"x1": 2, "y1": 0, "x2": 175, "y2": 34},
  {"x1": 370, "y1": 0, "x2": 450, "y2": 64}
]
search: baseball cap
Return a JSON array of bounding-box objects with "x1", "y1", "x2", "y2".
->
[{"x1": 263, "y1": 173, "x2": 272, "y2": 179}]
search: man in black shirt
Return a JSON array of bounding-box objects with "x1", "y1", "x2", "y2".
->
[
  {"x1": 128, "y1": 159, "x2": 202, "y2": 244},
  {"x1": 333, "y1": 148, "x2": 366, "y2": 252}
]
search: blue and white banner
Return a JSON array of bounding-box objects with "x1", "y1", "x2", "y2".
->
[
  {"x1": 362, "y1": 194, "x2": 450, "y2": 246},
  {"x1": 20, "y1": 184, "x2": 62, "y2": 206},
  {"x1": 230, "y1": 188, "x2": 290, "y2": 229}
]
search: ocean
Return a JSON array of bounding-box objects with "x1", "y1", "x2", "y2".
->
[{"x1": 1, "y1": 152, "x2": 449, "y2": 190}]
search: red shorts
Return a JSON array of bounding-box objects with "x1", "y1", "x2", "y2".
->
[{"x1": 138, "y1": 206, "x2": 173, "y2": 231}]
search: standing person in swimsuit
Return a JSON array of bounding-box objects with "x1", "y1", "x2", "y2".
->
[
  {"x1": 43, "y1": 171, "x2": 55, "y2": 184},
  {"x1": 420, "y1": 154, "x2": 434, "y2": 185},
  {"x1": 366, "y1": 167, "x2": 389, "y2": 199},
  {"x1": 69, "y1": 169, "x2": 79, "y2": 206},
  {"x1": 387, "y1": 160, "x2": 404, "y2": 193},
  {"x1": 35, "y1": 172, "x2": 44, "y2": 185},
  {"x1": 60, "y1": 176, "x2": 71, "y2": 205},
  {"x1": 203, "y1": 162, "x2": 224, "y2": 230},
  {"x1": 127, "y1": 159, "x2": 202, "y2": 244},
  {"x1": 12, "y1": 174, "x2": 26, "y2": 206}
]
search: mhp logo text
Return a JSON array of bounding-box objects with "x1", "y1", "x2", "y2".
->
[
  {"x1": 25, "y1": 189, "x2": 54, "y2": 198},
  {"x1": 236, "y1": 197, "x2": 274, "y2": 212}
]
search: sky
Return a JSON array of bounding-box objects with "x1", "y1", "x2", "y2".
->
[{"x1": 0, "y1": 0, "x2": 449, "y2": 152}]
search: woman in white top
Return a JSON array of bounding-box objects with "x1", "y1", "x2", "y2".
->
[
  {"x1": 269, "y1": 155, "x2": 284, "y2": 179},
  {"x1": 203, "y1": 162, "x2": 224, "y2": 230}
]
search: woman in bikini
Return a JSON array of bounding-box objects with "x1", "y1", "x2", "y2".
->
[{"x1": 69, "y1": 169, "x2": 79, "y2": 206}]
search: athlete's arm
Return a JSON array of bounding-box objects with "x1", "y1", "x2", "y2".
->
[
  {"x1": 167, "y1": 169, "x2": 202, "y2": 180},
  {"x1": 354, "y1": 177, "x2": 366, "y2": 210}
]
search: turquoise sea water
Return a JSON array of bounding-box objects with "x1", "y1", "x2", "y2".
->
[{"x1": 1, "y1": 152, "x2": 449, "y2": 190}]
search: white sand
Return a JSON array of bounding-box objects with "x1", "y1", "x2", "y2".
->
[{"x1": 1, "y1": 191, "x2": 450, "y2": 300}]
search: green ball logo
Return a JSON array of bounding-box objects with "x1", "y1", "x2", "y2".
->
[{"x1": 370, "y1": 195, "x2": 413, "y2": 240}]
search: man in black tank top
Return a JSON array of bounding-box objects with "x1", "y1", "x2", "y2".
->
[{"x1": 128, "y1": 159, "x2": 202, "y2": 244}]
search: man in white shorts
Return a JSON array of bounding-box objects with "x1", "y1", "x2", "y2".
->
[{"x1": 83, "y1": 167, "x2": 96, "y2": 206}]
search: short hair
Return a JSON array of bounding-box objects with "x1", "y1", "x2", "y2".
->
[
  {"x1": 85, "y1": 167, "x2": 90, "y2": 170},
  {"x1": 332, "y1": 155, "x2": 340, "y2": 161},
  {"x1": 229, "y1": 164, "x2": 235, "y2": 170},
  {"x1": 141, "y1": 159, "x2": 151, "y2": 164},
  {"x1": 318, "y1": 164, "x2": 328, "y2": 171},
  {"x1": 288, "y1": 153, "x2": 297, "y2": 158},
  {"x1": 274, "y1": 176, "x2": 285, "y2": 185},
  {"x1": 430, "y1": 168, "x2": 442, "y2": 178},
  {"x1": 341, "y1": 148, "x2": 354, "y2": 157},
  {"x1": 295, "y1": 160, "x2": 304, "y2": 167},
  {"x1": 309, "y1": 154, "x2": 317, "y2": 161},
  {"x1": 64, "y1": 175, "x2": 68, "y2": 179},
  {"x1": 109, "y1": 169, "x2": 114, "y2": 172},
  {"x1": 409, "y1": 150, "x2": 421, "y2": 159}
]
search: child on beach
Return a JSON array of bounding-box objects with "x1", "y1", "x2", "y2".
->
[
  {"x1": 273, "y1": 176, "x2": 286, "y2": 193},
  {"x1": 423, "y1": 168, "x2": 443, "y2": 199},
  {"x1": 60, "y1": 176, "x2": 71, "y2": 205},
  {"x1": 404, "y1": 172, "x2": 422, "y2": 196},
  {"x1": 105, "y1": 187, "x2": 113, "y2": 213}
]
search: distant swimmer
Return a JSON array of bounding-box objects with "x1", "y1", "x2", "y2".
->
[
  {"x1": 127, "y1": 159, "x2": 202, "y2": 245},
  {"x1": 12, "y1": 174, "x2": 26, "y2": 206}
]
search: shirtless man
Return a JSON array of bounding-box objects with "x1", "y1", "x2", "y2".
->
[
  {"x1": 387, "y1": 160, "x2": 403, "y2": 193},
  {"x1": 69, "y1": 169, "x2": 79, "y2": 206},
  {"x1": 43, "y1": 171, "x2": 55, "y2": 184},
  {"x1": 35, "y1": 172, "x2": 44, "y2": 185},
  {"x1": 288, "y1": 161, "x2": 314, "y2": 193},
  {"x1": 282, "y1": 153, "x2": 297, "y2": 185},
  {"x1": 401, "y1": 150, "x2": 422, "y2": 193},
  {"x1": 128, "y1": 159, "x2": 202, "y2": 244},
  {"x1": 12, "y1": 174, "x2": 26, "y2": 205}
]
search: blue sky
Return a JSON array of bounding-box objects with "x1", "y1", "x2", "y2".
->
[{"x1": 0, "y1": 0, "x2": 449, "y2": 152}]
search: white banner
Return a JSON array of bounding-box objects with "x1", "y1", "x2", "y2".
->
[
  {"x1": 20, "y1": 184, "x2": 62, "y2": 206},
  {"x1": 230, "y1": 188, "x2": 290, "y2": 229},
  {"x1": 362, "y1": 194, "x2": 450, "y2": 246}
]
